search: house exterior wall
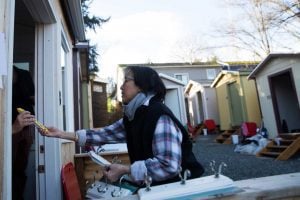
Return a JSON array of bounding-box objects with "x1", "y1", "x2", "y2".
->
[
  {"x1": 241, "y1": 76, "x2": 261, "y2": 125},
  {"x1": 291, "y1": 58, "x2": 300, "y2": 106},
  {"x1": 152, "y1": 65, "x2": 221, "y2": 84},
  {"x1": 92, "y1": 81, "x2": 108, "y2": 127},
  {"x1": 82, "y1": 82, "x2": 93, "y2": 128},
  {"x1": 255, "y1": 57, "x2": 300, "y2": 138},
  {"x1": 0, "y1": 0, "x2": 87, "y2": 199},
  {"x1": 42, "y1": 0, "x2": 80, "y2": 179},
  {"x1": 0, "y1": 1, "x2": 15, "y2": 198}
]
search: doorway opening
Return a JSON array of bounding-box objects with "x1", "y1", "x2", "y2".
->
[
  {"x1": 197, "y1": 91, "x2": 204, "y2": 123},
  {"x1": 269, "y1": 69, "x2": 300, "y2": 133},
  {"x1": 13, "y1": 0, "x2": 36, "y2": 199}
]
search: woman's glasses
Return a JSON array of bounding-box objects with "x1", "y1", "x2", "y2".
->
[{"x1": 123, "y1": 77, "x2": 134, "y2": 83}]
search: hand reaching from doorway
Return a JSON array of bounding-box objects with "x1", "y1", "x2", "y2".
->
[
  {"x1": 12, "y1": 110, "x2": 35, "y2": 134},
  {"x1": 38, "y1": 126, "x2": 79, "y2": 142},
  {"x1": 38, "y1": 126, "x2": 61, "y2": 137}
]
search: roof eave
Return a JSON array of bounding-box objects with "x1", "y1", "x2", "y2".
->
[
  {"x1": 159, "y1": 73, "x2": 185, "y2": 86},
  {"x1": 62, "y1": 0, "x2": 86, "y2": 41},
  {"x1": 248, "y1": 53, "x2": 300, "y2": 80}
]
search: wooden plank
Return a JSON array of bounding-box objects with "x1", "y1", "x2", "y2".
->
[
  {"x1": 74, "y1": 155, "x2": 86, "y2": 198},
  {"x1": 256, "y1": 140, "x2": 274, "y2": 157},
  {"x1": 215, "y1": 129, "x2": 240, "y2": 144},
  {"x1": 279, "y1": 133, "x2": 300, "y2": 139},
  {"x1": 257, "y1": 135, "x2": 300, "y2": 160},
  {"x1": 277, "y1": 137, "x2": 300, "y2": 160},
  {"x1": 219, "y1": 172, "x2": 300, "y2": 200},
  {"x1": 0, "y1": 89, "x2": 4, "y2": 198},
  {"x1": 61, "y1": 142, "x2": 75, "y2": 165},
  {"x1": 74, "y1": 151, "x2": 130, "y2": 196},
  {"x1": 111, "y1": 173, "x2": 300, "y2": 199},
  {"x1": 260, "y1": 152, "x2": 280, "y2": 156}
]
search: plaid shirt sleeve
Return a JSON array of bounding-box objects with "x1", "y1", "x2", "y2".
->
[
  {"x1": 143, "y1": 115, "x2": 183, "y2": 181},
  {"x1": 77, "y1": 115, "x2": 182, "y2": 183},
  {"x1": 76, "y1": 118, "x2": 126, "y2": 146}
]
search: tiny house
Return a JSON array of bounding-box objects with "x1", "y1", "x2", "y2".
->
[
  {"x1": 211, "y1": 70, "x2": 261, "y2": 131},
  {"x1": 248, "y1": 53, "x2": 300, "y2": 138},
  {"x1": 0, "y1": 0, "x2": 90, "y2": 199},
  {"x1": 159, "y1": 73, "x2": 187, "y2": 124},
  {"x1": 184, "y1": 80, "x2": 219, "y2": 126}
]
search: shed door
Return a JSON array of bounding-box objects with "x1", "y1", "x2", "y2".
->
[
  {"x1": 197, "y1": 91, "x2": 205, "y2": 123},
  {"x1": 228, "y1": 82, "x2": 244, "y2": 126}
]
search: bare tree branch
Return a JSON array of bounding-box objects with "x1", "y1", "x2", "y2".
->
[{"x1": 212, "y1": 0, "x2": 299, "y2": 59}]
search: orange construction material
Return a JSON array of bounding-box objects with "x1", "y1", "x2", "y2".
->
[{"x1": 61, "y1": 162, "x2": 82, "y2": 200}]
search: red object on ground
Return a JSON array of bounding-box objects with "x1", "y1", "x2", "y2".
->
[
  {"x1": 204, "y1": 119, "x2": 216, "y2": 132},
  {"x1": 61, "y1": 162, "x2": 82, "y2": 200},
  {"x1": 241, "y1": 122, "x2": 257, "y2": 137}
]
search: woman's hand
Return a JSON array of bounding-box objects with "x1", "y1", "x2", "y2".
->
[
  {"x1": 38, "y1": 126, "x2": 63, "y2": 138},
  {"x1": 12, "y1": 111, "x2": 35, "y2": 134},
  {"x1": 103, "y1": 163, "x2": 130, "y2": 183},
  {"x1": 38, "y1": 127, "x2": 78, "y2": 141}
]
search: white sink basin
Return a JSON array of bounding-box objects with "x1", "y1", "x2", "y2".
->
[{"x1": 138, "y1": 175, "x2": 241, "y2": 200}]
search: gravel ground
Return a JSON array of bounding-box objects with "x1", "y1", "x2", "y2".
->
[{"x1": 192, "y1": 134, "x2": 300, "y2": 181}]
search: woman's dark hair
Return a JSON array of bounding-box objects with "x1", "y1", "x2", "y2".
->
[{"x1": 125, "y1": 66, "x2": 166, "y2": 101}]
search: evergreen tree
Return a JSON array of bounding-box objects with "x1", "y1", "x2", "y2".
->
[{"x1": 81, "y1": 0, "x2": 110, "y2": 72}]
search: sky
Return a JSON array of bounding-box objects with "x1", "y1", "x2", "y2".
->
[{"x1": 86, "y1": 0, "x2": 244, "y2": 80}]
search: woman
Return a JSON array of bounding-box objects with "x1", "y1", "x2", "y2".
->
[{"x1": 39, "y1": 66, "x2": 204, "y2": 186}]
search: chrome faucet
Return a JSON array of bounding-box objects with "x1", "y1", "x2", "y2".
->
[
  {"x1": 111, "y1": 175, "x2": 126, "y2": 197},
  {"x1": 97, "y1": 176, "x2": 108, "y2": 193},
  {"x1": 210, "y1": 160, "x2": 227, "y2": 178},
  {"x1": 178, "y1": 167, "x2": 191, "y2": 184},
  {"x1": 144, "y1": 172, "x2": 153, "y2": 192},
  {"x1": 217, "y1": 162, "x2": 227, "y2": 178}
]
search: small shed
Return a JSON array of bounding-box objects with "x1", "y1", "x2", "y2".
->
[
  {"x1": 159, "y1": 73, "x2": 187, "y2": 124},
  {"x1": 184, "y1": 80, "x2": 219, "y2": 126},
  {"x1": 211, "y1": 70, "x2": 261, "y2": 131},
  {"x1": 91, "y1": 77, "x2": 109, "y2": 128},
  {"x1": 248, "y1": 53, "x2": 300, "y2": 138}
]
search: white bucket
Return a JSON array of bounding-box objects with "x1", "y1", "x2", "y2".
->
[
  {"x1": 203, "y1": 128, "x2": 208, "y2": 136},
  {"x1": 274, "y1": 137, "x2": 281, "y2": 146},
  {"x1": 231, "y1": 135, "x2": 239, "y2": 144}
]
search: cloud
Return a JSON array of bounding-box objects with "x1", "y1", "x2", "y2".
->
[{"x1": 87, "y1": 11, "x2": 187, "y2": 79}]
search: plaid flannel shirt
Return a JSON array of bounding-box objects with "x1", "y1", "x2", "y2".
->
[{"x1": 76, "y1": 115, "x2": 182, "y2": 182}]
